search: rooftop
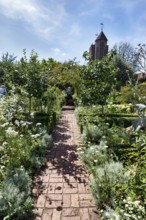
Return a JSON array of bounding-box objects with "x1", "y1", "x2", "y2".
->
[{"x1": 95, "y1": 31, "x2": 108, "y2": 41}]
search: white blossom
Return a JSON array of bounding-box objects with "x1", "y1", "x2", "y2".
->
[
  {"x1": 36, "y1": 123, "x2": 42, "y2": 126},
  {"x1": 6, "y1": 127, "x2": 18, "y2": 136}
]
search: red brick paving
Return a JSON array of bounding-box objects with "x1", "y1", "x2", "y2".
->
[{"x1": 32, "y1": 109, "x2": 101, "y2": 220}]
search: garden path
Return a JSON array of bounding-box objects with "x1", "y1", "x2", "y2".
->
[{"x1": 32, "y1": 107, "x2": 100, "y2": 220}]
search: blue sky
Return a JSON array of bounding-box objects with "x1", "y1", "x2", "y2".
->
[{"x1": 0, "y1": 0, "x2": 146, "y2": 64}]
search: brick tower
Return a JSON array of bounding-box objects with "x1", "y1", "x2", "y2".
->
[{"x1": 89, "y1": 28, "x2": 108, "y2": 60}]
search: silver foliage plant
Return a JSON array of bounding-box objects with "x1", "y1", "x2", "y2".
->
[
  {"x1": 0, "y1": 166, "x2": 32, "y2": 219},
  {"x1": 90, "y1": 145, "x2": 126, "y2": 208}
]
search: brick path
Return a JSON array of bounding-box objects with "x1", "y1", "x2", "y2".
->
[{"x1": 32, "y1": 109, "x2": 100, "y2": 220}]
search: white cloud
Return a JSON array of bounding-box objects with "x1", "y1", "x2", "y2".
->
[
  {"x1": 102, "y1": 13, "x2": 115, "y2": 22},
  {"x1": 78, "y1": 0, "x2": 105, "y2": 17},
  {"x1": 0, "y1": 0, "x2": 42, "y2": 19},
  {"x1": 116, "y1": 0, "x2": 144, "y2": 14},
  {"x1": 69, "y1": 24, "x2": 81, "y2": 36},
  {"x1": 79, "y1": 8, "x2": 96, "y2": 17},
  {"x1": 0, "y1": 0, "x2": 67, "y2": 41},
  {"x1": 52, "y1": 48, "x2": 67, "y2": 58}
]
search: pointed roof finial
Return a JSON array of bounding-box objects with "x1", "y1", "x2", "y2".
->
[{"x1": 100, "y1": 22, "x2": 104, "y2": 31}]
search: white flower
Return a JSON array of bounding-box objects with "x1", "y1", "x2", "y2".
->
[
  {"x1": 127, "y1": 197, "x2": 131, "y2": 202},
  {"x1": 0, "y1": 122, "x2": 9, "y2": 128},
  {"x1": 36, "y1": 123, "x2": 42, "y2": 126},
  {"x1": 138, "y1": 205, "x2": 145, "y2": 212},
  {"x1": 6, "y1": 127, "x2": 18, "y2": 136},
  {"x1": 124, "y1": 213, "x2": 131, "y2": 217},
  {"x1": 31, "y1": 134, "x2": 40, "y2": 138},
  {"x1": 134, "y1": 200, "x2": 140, "y2": 206},
  {"x1": 30, "y1": 112, "x2": 34, "y2": 117},
  {"x1": 21, "y1": 122, "x2": 27, "y2": 126},
  {"x1": 14, "y1": 120, "x2": 20, "y2": 126},
  {"x1": 27, "y1": 122, "x2": 32, "y2": 125},
  {"x1": 2, "y1": 141, "x2": 7, "y2": 146}
]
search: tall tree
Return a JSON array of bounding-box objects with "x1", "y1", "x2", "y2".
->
[
  {"x1": 79, "y1": 51, "x2": 117, "y2": 106},
  {"x1": 0, "y1": 52, "x2": 17, "y2": 86},
  {"x1": 113, "y1": 55, "x2": 135, "y2": 90},
  {"x1": 17, "y1": 50, "x2": 48, "y2": 113},
  {"x1": 113, "y1": 42, "x2": 137, "y2": 66},
  {"x1": 135, "y1": 44, "x2": 146, "y2": 71}
]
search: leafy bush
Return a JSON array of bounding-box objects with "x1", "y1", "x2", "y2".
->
[
  {"x1": 119, "y1": 197, "x2": 145, "y2": 220},
  {"x1": 91, "y1": 160, "x2": 126, "y2": 208},
  {"x1": 80, "y1": 141, "x2": 109, "y2": 170},
  {"x1": 0, "y1": 92, "x2": 56, "y2": 218},
  {"x1": 113, "y1": 86, "x2": 137, "y2": 104},
  {"x1": 102, "y1": 197, "x2": 145, "y2": 220},
  {"x1": 83, "y1": 124, "x2": 103, "y2": 144},
  {"x1": 0, "y1": 166, "x2": 32, "y2": 220},
  {"x1": 77, "y1": 104, "x2": 146, "y2": 219}
]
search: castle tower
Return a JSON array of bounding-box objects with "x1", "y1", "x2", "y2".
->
[
  {"x1": 89, "y1": 25, "x2": 108, "y2": 60},
  {"x1": 89, "y1": 44, "x2": 95, "y2": 60},
  {"x1": 95, "y1": 31, "x2": 108, "y2": 60}
]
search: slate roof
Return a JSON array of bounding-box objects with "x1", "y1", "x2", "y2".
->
[{"x1": 95, "y1": 31, "x2": 108, "y2": 41}]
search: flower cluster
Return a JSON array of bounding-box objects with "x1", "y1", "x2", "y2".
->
[
  {"x1": 6, "y1": 127, "x2": 18, "y2": 136},
  {"x1": 119, "y1": 197, "x2": 145, "y2": 220}
]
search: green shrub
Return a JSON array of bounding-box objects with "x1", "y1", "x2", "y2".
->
[
  {"x1": 114, "y1": 86, "x2": 137, "y2": 104},
  {"x1": 80, "y1": 141, "x2": 109, "y2": 171},
  {"x1": 91, "y1": 161, "x2": 126, "y2": 209},
  {"x1": 0, "y1": 166, "x2": 32, "y2": 220},
  {"x1": 83, "y1": 124, "x2": 103, "y2": 144}
]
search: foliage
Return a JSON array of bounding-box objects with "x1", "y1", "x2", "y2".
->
[
  {"x1": 59, "y1": 59, "x2": 81, "y2": 94},
  {"x1": 0, "y1": 96, "x2": 54, "y2": 178},
  {"x1": 112, "y1": 42, "x2": 136, "y2": 65},
  {"x1": 0, "y1": 52, "x2": 17, "y2": 85},
  {"x1": 0, "y1": 166, "x2": 32, "y2": 220},
  {"x1": 0, "y1": 91, "x2": 55, "y2": 218},
  {"x1": 44, "y1": 86, "x2": 65, "y2": 114},
  {"x1": 1, "y1": 43, "x2": 146, "y2": 220},
  {"x1": 113, "y1": 55, "x2": 135, "y2": 90},
  {"x1": 79, "y1": 140, "x2": 127, "y2": 209},
  {"x1": 16, "y1": 50, "x2": 49, "y2": 113},
  {"x1": 78, "y1": 51, "x2": 117, "y2": 106},
  {"x1": 135, "y1": 43, "x2": 146, "y2": 72},
  {"x1": 83, "y1": 124, "x2": 103, "y2": 144},
  {"x1": 0, "y1": 49, "x2": 82, "y2": 219},
  {"x1": 115, "y1": 85, "x2": 137, "y2": 104},
  {"x1": 79, "y1": 142, "x2": 109, "y2": 171},
  {"x1": 113, "y1": 81, "x2": 146, "y2": 105},
  {"x1": 106, "y1": 103, "x2": 133, "y2": 113},
  {"x1": 76, "y1": 104, "x2": 146, "y2": 219}
]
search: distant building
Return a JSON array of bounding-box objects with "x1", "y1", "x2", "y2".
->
[
  {"x1": 135, "y1": 71, "x2": 146, "y2": 81},
  {"x1": 89, "y1": 30, "x2": 108, "y2": 60}
]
